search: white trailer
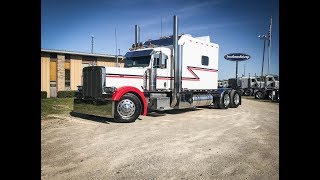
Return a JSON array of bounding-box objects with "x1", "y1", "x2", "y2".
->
[{"x1": 73, "y1": 15, "x2": 242, "y2": 122}]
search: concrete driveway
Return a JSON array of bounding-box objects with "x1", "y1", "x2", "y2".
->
[{"x1": 41, "y1": 98, "x2": 279, "y2": 179}]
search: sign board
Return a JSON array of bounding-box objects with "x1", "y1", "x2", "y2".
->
[{"x1": 224, "y1": 53, "x2": 250, "y2": 61}]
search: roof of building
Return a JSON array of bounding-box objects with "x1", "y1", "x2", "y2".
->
[{"x1": 41, "y1": 49, "x2": 124, "y2": 58}]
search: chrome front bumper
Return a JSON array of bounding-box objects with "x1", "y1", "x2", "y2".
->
[{"x1": 73, "y1": 99, "x2": 115, "y2": 118}]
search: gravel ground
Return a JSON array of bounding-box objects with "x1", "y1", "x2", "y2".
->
[{"x1": 41, "y1": 98, "x2": 279, "y2": 179}]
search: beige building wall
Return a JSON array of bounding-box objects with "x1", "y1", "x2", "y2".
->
[
  {"x1": 70, "y1": 55, "x2": 82, "y2": 90},
  {"x1": 41, "y1": 51, "x2": 125, "y2": 97},
  {"x1": 41, "y1": 53, "x2": 50, "y2": 98},
  {"x1": 97, "y1": 57, "x2": 125, "y2": 67}
]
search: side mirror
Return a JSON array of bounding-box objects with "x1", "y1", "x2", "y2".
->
[{"x1": 159, "y1": 53, "x2": 167, "y2": 69}]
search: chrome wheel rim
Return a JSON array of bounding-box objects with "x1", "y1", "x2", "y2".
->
[
  {"x1": 234, "y1": 93, "x2": 240, "y2": 105},
  {"x1": 257, "y1": 92, "x2": 263, "y2": 99},
  {"x1": 224, "y1": 94, "x2": 230, "y2": 106},
  {"x1": 117, "y1": 99, "x2": 135, "y2": 119}
]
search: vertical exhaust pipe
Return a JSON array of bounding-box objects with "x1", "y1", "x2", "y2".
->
[
  {"x1": 171, "y1": 15, "x2": 181, "y2": 107},
  {"x1": 135, "y1": 25, "x2": 140, "y2": 47}
]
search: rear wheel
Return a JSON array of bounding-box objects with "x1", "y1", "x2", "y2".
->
[
  {"x1": 230, "y1": 90, "x2": 241, "y2": 108},
  {"x1": 218, "y1": 91, "x2": 231, "y2": 109},
  {"x1": 244, "y1": 89, "x2": 252, "y2": 96},
  {"x1": 114, "y1": 93, "x2": 142, "y2": 123}
]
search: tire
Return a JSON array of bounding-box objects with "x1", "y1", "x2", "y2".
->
[
  {"x1": 218, "y1": 91, "x2": 231, "y2": 109},
  {"x1": 254, "y1": 90, "x2": 265, "y2": 99},
  {"x1": 230, "y1": 90, "x2": 241, "y2": 108},
  {"x1": 239, "y1": 89, "x2": 244, "y2": 96},
  {"x1": 114, "y1": 93, "x2": 142, "y2": 123},
  {"x1": 267, "y1": 91, "x2": 273, "y2": 100},
  {"x1": 244, "y1": 89, "x2": 252, "y2": 96}
]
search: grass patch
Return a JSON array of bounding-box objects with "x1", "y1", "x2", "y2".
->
[{"x1": 41, "y1": 98, "x2": 73, "y2": 117}]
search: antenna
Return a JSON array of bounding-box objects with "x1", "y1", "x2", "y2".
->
[
  {"x1": 161, "y1": 16, "x2": 162, "y2": 38},
  {"x1": 115, "y1": 28, "x2": 118, "y2": 67}
]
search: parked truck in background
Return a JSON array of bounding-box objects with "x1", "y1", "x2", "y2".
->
[
  {"x1": 73, "y1": 15, "x2": 242, "y2": 123},
  {"x1": 254, "y1": 74, "x2": 279, "y2": 101},
  {"x1": 240, "y1": 76, "x2": 260, "y2": 96}
]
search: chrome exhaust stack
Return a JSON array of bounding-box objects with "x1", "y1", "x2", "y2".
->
[
  {"x1": 135, "y1": 25, "x2": 140, "y2": 47},
  {"x1": 171, "y1": 15, "x2": 182, "y2": 107}
]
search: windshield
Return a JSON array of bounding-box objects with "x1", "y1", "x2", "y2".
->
[
  {"x1": 274, "y1": 76, "x2": 279, "y2": 80},
  {"x1": 124, "y1": 56, "x2": 151, "y2": 68},
  {"x1": 257, "y1": 78, "x2": 261, "y2": 81}
]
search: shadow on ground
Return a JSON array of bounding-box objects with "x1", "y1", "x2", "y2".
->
[
  {"x1": 70, "y1": 112, "x2": 114, "y2": 124},
  {"x1": 70, "y1": 112, "x2": 143, "y2": 124}
]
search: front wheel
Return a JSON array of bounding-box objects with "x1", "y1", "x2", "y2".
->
[
  {"x1": 255, "y1": 90, "x2": 265, "y2": 99},
  {"x1": 114, "y1": 93, "x2": 142, "y2": 123}
]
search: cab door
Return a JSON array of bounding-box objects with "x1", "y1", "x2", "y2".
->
[{"x1": 152, "y1": 51, "x2": 169, "y2": 90}]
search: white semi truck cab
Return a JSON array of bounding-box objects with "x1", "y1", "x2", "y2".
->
[
  {"x1": 254, "y1": 74, "x2": 279, "y2": 101},
  {"x1": 73, "y1": 15, "x2": 242, "y2": 122}
]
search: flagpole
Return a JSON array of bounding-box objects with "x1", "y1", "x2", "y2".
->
[{"x1": 267, "y1": 16, "x2": 272, "y2": 75}]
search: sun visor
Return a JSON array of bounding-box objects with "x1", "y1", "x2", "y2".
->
[{"x1": 125, "y1": 49, "x2": 154, "y2": 58}]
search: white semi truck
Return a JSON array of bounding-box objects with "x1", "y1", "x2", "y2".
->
[
  {"x1": 73, "y1": 16, "x2": 242, "y2": 122},
  {"x1": 254, "y1": 74, "x2": 279, "y2": 101},
  {"x1": 240, "y1": 76, "x2": 260, "y2": 96}
]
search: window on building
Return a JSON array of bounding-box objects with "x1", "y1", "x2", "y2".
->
[
  {"x1": 201, "y1": 56, "x2": 209, "y2": 66},
  {"x1": 50, "y1": 61, "x2": 57, "y2": 87},
  {"x1": 50, "y1": 53, "x2": 57, "y2": 59},
  {"x1": 50, "y1": 53, "x2": 57, "y2": 87}
]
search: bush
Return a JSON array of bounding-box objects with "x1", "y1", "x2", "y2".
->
[
  {"x1": 41, "y1": 91, "x2": 47, "y2": 99},
  {"x1": 57, "y1": 91, "x2": 76, "y2": 98}
]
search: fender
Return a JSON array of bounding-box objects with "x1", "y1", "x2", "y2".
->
[{"x1": 112, "y1": 86, "x2": 147, "y2": 116}]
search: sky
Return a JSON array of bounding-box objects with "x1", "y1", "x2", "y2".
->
[{"x1": 41, "y1": 0, "x2": 279, "y2": 80}]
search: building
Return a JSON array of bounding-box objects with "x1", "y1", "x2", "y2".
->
[{"x1": 41, "y1": 49, "x2": 124, "y2": 97}]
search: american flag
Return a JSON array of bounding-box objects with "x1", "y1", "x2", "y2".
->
[{"x1": 268, "y1": 16, "x2": 272, "y2": 47}]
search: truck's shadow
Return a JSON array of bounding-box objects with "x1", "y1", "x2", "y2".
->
[
  {"x1": 70, "y1": 112, "x2": 114, "y2": 124},
  {"x1": 147, "y1": 107, "x2": 204, "y2": 117},
  {"x1": 70, "y1": 107, "x2": 210, "y2": 123}
]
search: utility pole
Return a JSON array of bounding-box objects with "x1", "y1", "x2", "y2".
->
[
  {"x1": 236, "y1": 61, "x2": 238, "y2": 79},
  {"x1": 115, "y1": 28, "x2": 118, "y2": 67},
  {"x1": 267, "y1": 16, "x2": 272, "y2": 75}
]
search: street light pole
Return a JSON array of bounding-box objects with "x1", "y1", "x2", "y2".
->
[
  {"x1": 236, "y1": 60, "x2": 238, "y2": 79},
  {"x1": 116, "y1": 49, "x2": 120, "y2": 67},
  {"x1": 258, "y1": 35, "x2": 267, "y2": 88}
]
